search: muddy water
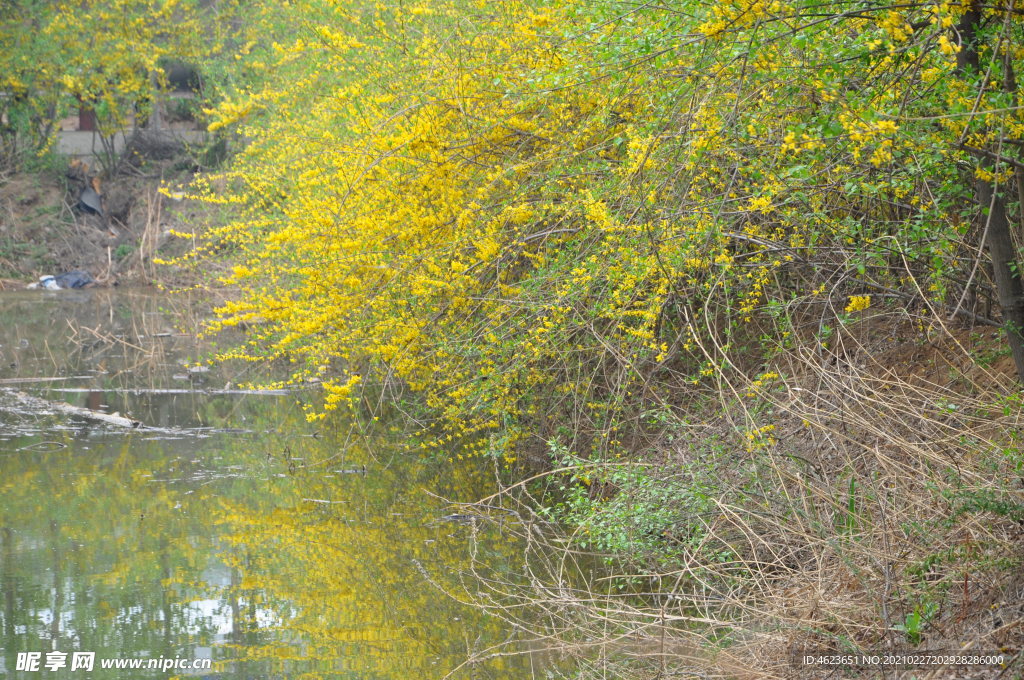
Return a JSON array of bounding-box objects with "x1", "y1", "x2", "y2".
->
[{"x1": 0, "y1": 290, "x2": 535, "y2": 678}]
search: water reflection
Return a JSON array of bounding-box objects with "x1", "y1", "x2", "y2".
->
[{"x1": 0, "y1": 290, "x2": 536, "y2": 678}]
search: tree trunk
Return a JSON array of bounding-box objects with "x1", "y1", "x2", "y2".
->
[{"x1": 956, "y1": 3, "x2": 1024, "y2": 382}]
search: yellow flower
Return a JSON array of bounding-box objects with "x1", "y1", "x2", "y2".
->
[{"x1": 845, "y1": 295, "x2": 871, "y2": 313}]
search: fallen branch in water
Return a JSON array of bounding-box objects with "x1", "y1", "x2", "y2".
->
[
  {"x1": 4, "y1": 390, "x2": 142, "y2": 428},
  {"x1": 0, "y1": 376, "x2": 94, "y2": 385}
]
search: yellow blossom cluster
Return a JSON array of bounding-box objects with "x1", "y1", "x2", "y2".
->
[{"x1": 178, "y1": 0, "x2": 1024, "y2": 460}]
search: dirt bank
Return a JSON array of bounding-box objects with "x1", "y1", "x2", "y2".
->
[{"x1": 0, "y1": 133, "x2": 218, "y2": 290}]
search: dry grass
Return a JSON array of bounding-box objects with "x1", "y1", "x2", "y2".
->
[{"x1": 448, "y1": 307, "x2": 1024, "y2": 679}]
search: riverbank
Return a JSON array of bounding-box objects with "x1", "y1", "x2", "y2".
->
[
  {"x1": 0, "y1": 136, "x2": 217, "y2": 290},
  {"x1": 472, "y1": 313, "x2": 1024, "y2": 678}
]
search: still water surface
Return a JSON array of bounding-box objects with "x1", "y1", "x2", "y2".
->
[{"x1": 0, "y1": 290, "x2": 536, "y2": 678}]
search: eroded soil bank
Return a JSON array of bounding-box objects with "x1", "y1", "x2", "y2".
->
[{"x1": 0, "y1": 134, "x2": 221, "y2": 290}]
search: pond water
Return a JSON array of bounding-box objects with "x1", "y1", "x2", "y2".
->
[{"x1": 0, "y1": 290, "x2": 539, "y2": 678}]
